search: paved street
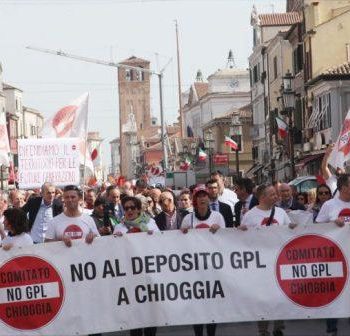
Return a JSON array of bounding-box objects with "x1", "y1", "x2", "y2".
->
[{"x1": 106, "y1": 319, "x2": 349, "y2": 335}]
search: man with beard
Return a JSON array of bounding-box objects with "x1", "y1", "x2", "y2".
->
[{"x1": 205, "y1": 179, "x2": 233, "y2": 227}]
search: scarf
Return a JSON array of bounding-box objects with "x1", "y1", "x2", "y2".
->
[
  {"x1": 123, "y1": 213, "x2": 150, "y2": 232},
  {"x1": 194, "y1": 207, "x2": 211, "y2": 221}
]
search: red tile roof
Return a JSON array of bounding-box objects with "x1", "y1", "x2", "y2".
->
[
  {"x1": 259, "y1": 12, "x2": 301, "y2": 26},
  {"x1": 120, "y1": 55, "x2": 150, "y2": 65},
  {"x1": 325, "y1": 61, "x2": 350, "y2": 75},
  {"x1": 194, "y1": 82, "x2": 209, "y2": 99}
]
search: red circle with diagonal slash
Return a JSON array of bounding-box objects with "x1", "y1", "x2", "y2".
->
[
  {"x1": 275, "y1": 235, "x2": 347, "y2": 308},
  {"x1": 0, "y1": 256, "x2": 64, "y2": 330}
]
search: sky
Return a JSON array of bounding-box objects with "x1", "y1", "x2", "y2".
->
[{"x1": 0, "y1": 0, "x2": 286, "y2": 169}]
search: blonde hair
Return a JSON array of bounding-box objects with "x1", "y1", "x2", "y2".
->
[{"x1": 307, "y1": 188, "x2": 317, "y2": 204}]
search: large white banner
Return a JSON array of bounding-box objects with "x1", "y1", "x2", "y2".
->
[
  {"x1": 18, "y1": 138, "x2": 80, "y2": 189},
  {"x1": 0, "y1": 225, "x2": 349, "y2": 335}
]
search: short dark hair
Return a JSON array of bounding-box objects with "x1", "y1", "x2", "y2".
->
[
  {"x1": 3, "y1": 208, "x2": 29, "y2": 235},
  {"x1": 235, "y1": 178, "x2": 254, "y2": 194},
  {"x1": 106, "y1": 185, "x2": 118, "y2": 197},
  {"x1": 337, "y1": 174, "x2": 350, "y2": 191},
  {"x1": 315, "y1": 184, "x2": 332, "y2": 204},
  {"x1": 179, "y1": 188, "x2": 191, "y2": 198},
  {"x1": 136, "y1": 179, "x2": 147, "y2": 188},
  {"x1": 205, "y1": 179, "x2": 219, "y2": 187},
  {"x1": 210, "y1": 170, "x2": 223, "y2": 178},
  {"x1": 94, "y1": 197, "x2": 106, "y2": 208},
  {"x1": 256, "y1": 184, "x2": 269, "y2": 200},
  {"x1": 63, "y1": 185, "x2": 82, "y2": 197},
  {"x1": 121, "y1": 196, "x2": 142, "y2": 210}
]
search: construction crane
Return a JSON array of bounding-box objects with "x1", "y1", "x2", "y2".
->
[{"x1": 26, "y1": 45, "x2": 170, "y2": 172}]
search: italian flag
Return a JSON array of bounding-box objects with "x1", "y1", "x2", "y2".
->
[
  {"x1": 224, "y1": 136, "x2": 238, "y2": 150},
  {"x1": 198, "y1": 148, "x2": 207, "y2": 161},
  {"x1": 180, "y1": 158, "x2": 191, "y2": 171},
  {"x1": 276, "y1": 117, "x2": 288, "y2": 138}
]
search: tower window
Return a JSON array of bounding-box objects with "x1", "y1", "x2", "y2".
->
[
  {"x1": 125, "y1": 69, "x2": 134, "y2": 81},
  {"x1": 136, "y1": 68, "x2": 144, "y2": 81}
]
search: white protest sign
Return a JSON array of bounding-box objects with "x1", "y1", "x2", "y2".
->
[
  {"x1": 0, "y1": 225, "x2": 350, "y2": 335},
  {"x1": 18, "y1": 138, "x2": 80, "y2": 189}
]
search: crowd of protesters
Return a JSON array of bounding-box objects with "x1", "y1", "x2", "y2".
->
[{"x1": 0, "y1": 148, "x2": 348, "y2": 336}]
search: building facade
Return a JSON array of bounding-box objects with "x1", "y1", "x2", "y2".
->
[{"x1": 249, "y1": 7, "x2": 301, "y2": 182}]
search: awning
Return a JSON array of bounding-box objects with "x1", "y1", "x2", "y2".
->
[
  {"x1": 295, "y1": 153, "x2": 324, "y2": 168},
  {"x1": 245, "y1": 164, "x2": 263, "y2": 178}
]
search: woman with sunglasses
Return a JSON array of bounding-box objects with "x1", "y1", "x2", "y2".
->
[
  {"x1": 113, "y1": 196, "x2": 159, "y2": 235},
  {"x1": 311, "y1": 184, "x2": 332, "y2": 221},
  {"x1": 113, "y1": 196, "x2": 159, "y2": 336}
]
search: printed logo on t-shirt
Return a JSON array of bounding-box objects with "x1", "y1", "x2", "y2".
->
[
  {"x1": 195, "y1": 223, "x2": 210, "y2": 229},
  {"x1": 338, "y1": 208, "x2": 350, "y2": 224},
  {"x1": 128, "y1": 227, "x2": 141, "y2": 234},
  {"x1": 261, "y1": 218, "x2": 279, "y2": 226},
  {"x1": 63, "y1": 224, "x2": 83, "y2": 239}
]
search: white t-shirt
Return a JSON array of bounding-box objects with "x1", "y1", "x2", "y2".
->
[
  {"x1": 242, "y1": 206, "x2": 291, "y2": 228},
  {"x1": 325, "y1": 175, "x2": 337, "y2": 195},
  {"x1": 181, "y1": 211, "x2": 226, "y2": 229},
  {"x1": 316, "y1": 197, "x2": 350, "y2": 223},
  {"x1": 46, "y1": 213, "x2": 99, "y2": 241},
  {"x1": 113, "y1": 218, "x2": 160, "y2": 234},
  {"x1": 218, "y1": 188, "x2": 238, "y2": 212},
  {"x1": 1, "y1": 233, "x2": 33, "y2": 247}
]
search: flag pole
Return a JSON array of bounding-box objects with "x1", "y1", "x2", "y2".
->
[{"x1": 82, "y1": 94, "x2": 90, "y2": 205}]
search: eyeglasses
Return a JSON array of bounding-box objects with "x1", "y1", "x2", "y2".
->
[
  {"x1": 124, "y1": 205, "x2": 137, "y2": 211},
  {"x1": 318, "y1": 191, "x2": 330, "y2": 195}
]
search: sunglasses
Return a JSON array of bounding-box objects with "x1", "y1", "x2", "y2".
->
[
  {"x1": 124, "y1": 205, "x2": 137, "y2": 211},
  {"x1": 318, "y1": 191, "x2": 330, "y2": 195}
]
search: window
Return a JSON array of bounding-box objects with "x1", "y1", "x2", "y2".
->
[
  {"x1": 293, "y1": 44, "x2": 304, "y2": 75},
  {"x1": 253, "y1": 64, "x2": 260, "y2": 83},
  {"x1": 136, "y1": 68, "x2": 144, "y2": 81},
  {"x1": 125, "y1": 69, "x2": 133, "y2": 81},
  {"x1": 31, "y1": 125, "x2": 36, "y2": 135},
  {"x1": 273, "y1": 56, "x2": 278, "y2": 80},
  {"x1": 313, "y1": 93, "x2": 331, "y2": 131}
]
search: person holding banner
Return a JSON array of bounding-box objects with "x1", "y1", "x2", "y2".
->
[
  {"x1": 113, "y1": 196, "x2": 159, "y2": 235},
  {"x1": 241, "y1": 185, "x2": 291, "y2": 229},
  {"x1": 113, "y1": 195, "x2": 158, "y2": 336},
  {"x1": 316, "y1": 174, "x2": 350, "y2": 226},
  {"x1": 315, "y1": 174, "x2": 350, "y2": 336},
  {"x1": 1, "y1": 208, "x2": 33, "y2": 250},
  {"x1": 241, "y1": 184, "x2": 289, "y2": 336},
  {"x1": 181, "y1": 185, "x2": 224, "y2": 336},
  {"x1": 45, "y1": 185, "x2": 99, "y2": 247}
]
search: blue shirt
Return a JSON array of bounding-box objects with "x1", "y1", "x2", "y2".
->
[{"x1": 30, "y1": 200, "x2": 53, "y2": 243}]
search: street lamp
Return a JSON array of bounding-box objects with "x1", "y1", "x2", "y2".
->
[
  {"x1": 204, "y1": 129, "x2": 215, "y2": 175},
  {"x1": 230, "y1": 114, "x2": 242, "y2": 178},
  {"x1": 280, "y1": 70, "x2": 296, "y2": 179}
]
